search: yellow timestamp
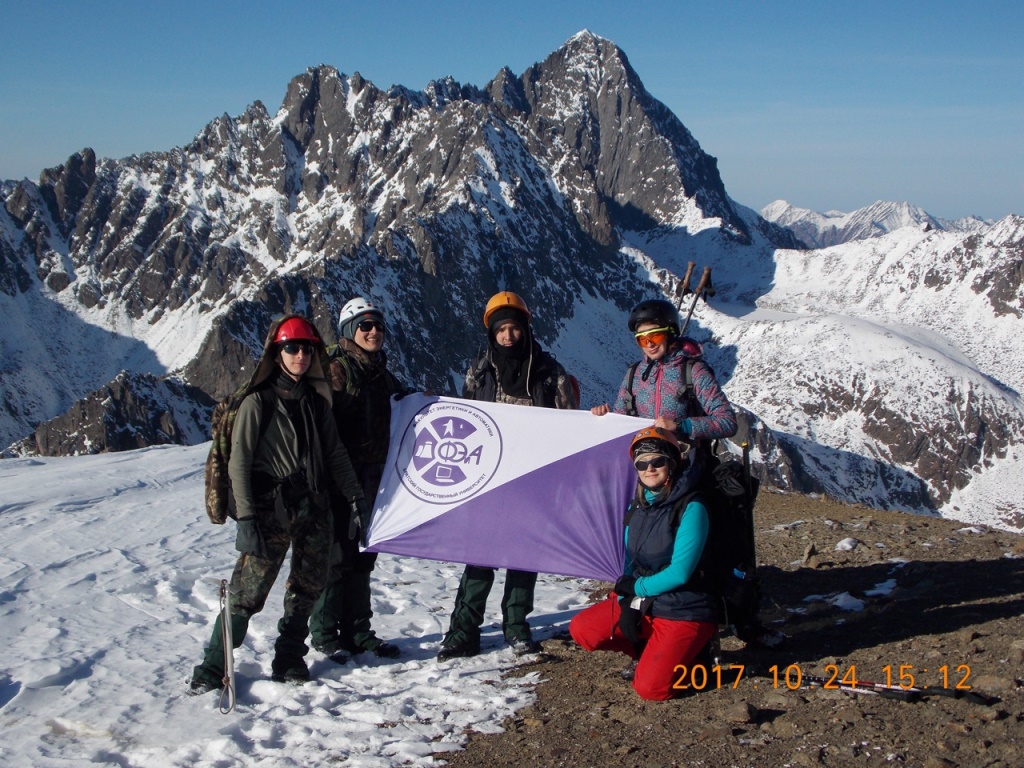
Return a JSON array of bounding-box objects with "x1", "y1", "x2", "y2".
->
[
  {"x1": 767, "y1": 663, "x2": 973, "y2": 691},
  {"x1": 670, "y1": 663, "x2": 973, "y2": 691}
]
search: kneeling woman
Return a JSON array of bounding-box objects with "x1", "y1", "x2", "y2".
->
[{"x1": 569, "y1": 426, "x2": 717, "y2": 701}]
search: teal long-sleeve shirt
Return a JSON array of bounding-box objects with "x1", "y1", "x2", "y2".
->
[{"x1": 624, "y1": 498, "x2": 709, "y2": 598}]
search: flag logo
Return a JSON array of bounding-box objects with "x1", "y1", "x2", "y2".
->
[{"x1": 396, "y1": 401, "x2": 503, "y2": 504}]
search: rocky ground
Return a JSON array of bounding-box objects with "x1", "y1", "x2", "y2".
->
[{"x1": 443, "y1": 490, "x2": 1024, "y2": 768}]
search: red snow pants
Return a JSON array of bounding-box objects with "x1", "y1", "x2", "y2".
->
[{"x1": 569, "y1": 593, "x2": 716, "y2": 701}]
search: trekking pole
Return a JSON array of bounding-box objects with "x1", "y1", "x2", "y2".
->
[
  {"x1": 679, "y1": 266, "x2": 715, "y2": 337},
  {"x1": 218, "y1": 579, "x2": 236, "y2": 714},
  {"x1": 675, "y1": 261, "x2": 697, "y2": 311},
  {"x1": 802, "y1": 674, "x2": 922, "y2": 702},
  {"x1": 670, "y1": 261, "x2": 696, "y2": 336}
]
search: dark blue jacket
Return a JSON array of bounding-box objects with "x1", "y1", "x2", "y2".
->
[{"x1": 624, "y1": 465, "x2": 719, "y2": 623}]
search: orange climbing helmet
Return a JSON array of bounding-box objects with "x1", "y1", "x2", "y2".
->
[
  {"x1": 483, "y1": 291, "x2": 531, "y2": 329},
  {"x1": 629, "y1": 426, "x2": 683, "y2": 463}
]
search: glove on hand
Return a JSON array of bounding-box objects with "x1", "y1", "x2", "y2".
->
[
  {"x1": 235, "y1": 517, "x2": 268, "y2": 559},
  {"x1": 613, "y1": 575, "x2": 637, "y2": 598},
  {"x1": 347, "y1": 497, "x2": 372, "y2": 546},
  {"x1": 618, "y1": 603, "x2": 643, "y2": 645}
]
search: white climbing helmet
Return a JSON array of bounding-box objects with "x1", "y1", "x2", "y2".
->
[{"x1": 338, "y1": 297, "x2": 386, "y2": 340}]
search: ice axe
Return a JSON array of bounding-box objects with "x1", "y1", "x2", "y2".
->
[
  {"x1": 209, "y1": 577, "x2": 236, "y2": 714},
  {"x1": 678, "y1": 265, "x2": 715, "y2": 336}
]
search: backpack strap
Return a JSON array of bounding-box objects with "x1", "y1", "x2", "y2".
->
[
  {"x1": 669, "y1": 489, "x2": 704, "y2": 531},
  {"x1": 681, "y1": 358, "x2": 701, "y2": 415}
]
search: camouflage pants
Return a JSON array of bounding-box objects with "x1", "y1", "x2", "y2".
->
[
  {"x1": 228, "y1": 490, "x2": 332, "y2": 620},
  {"x1": 195, "y1": 489, "x2": 332, "y2": 680}
]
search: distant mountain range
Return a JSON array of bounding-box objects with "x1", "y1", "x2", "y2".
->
[
  {"x1": 761, "y1": 199, "x2": 994, "y2": 248},
  {"x1": 2, "y1": 31, "x2": 1022, "y2": 529}
]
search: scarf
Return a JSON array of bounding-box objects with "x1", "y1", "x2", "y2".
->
[
  {"x1": 490, "y1": 335, "x2": 532, "y2": 398},
  {"x1": 273, "y1": 369, "x2": 326, "y2": 495}
]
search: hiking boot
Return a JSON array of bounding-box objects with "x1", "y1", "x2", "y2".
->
[
  {"x1": 437, "y1": 640, "x2": 479, "y2": 662},
  {"x1": 271, "y1": 667, "x2": 311, "y2": 684},
  {"x1": 369, "y1": 640, "x2": 401, "y2": 659},
  {"x1": 188, "y1": 665, "x2": 223, "y2": 695},
  {"x1": 325, "y1": 650, "x2": 350, "y2": 665},
  {"x1": 312, "y1": 641, "x2": 340, "y2": 655},
  {"x1": 509, "y1": 637, "x2": 542, "y2": 656},
  {"x1": 340, "y1": 636, "x2": 401, "y2": 659},
  {"x1": 620, "y1": 659, "x2": 639, "y2": 682},
  {"x1": 313, "y1": 641, "x2": 350, "y2": 665},
  {"x1": 187, "y1": 674, "x2": 221, "y2": 695},
  {"x1": 271, "y1": 659, "x2": 310, "y2": 684}
]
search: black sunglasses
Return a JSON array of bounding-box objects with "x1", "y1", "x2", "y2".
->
[
  {"x1": 357, "y1": 320, "x2": 386, "y2": 333},
  {"x1": 634, "y1": 455, "x2": 670, "y2": 472},
  {"x1": 280, "y1": 341, "x2": 313, "y2": 355}
]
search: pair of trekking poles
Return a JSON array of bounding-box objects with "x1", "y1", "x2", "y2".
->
[{"x1": 675, "y1": 260, "x2": 715, "y2": 338}]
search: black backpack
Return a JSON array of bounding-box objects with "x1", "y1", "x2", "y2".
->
[{"x1": 695, "y1": 452, "x2": 762, "y2": 642}]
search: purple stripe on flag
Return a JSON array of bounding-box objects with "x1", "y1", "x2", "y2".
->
[{"x1": 367, "y1": 434, "x2": 635, "y2": 582}]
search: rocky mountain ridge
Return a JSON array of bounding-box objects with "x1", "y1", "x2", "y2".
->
[
  {"x1": 761, "y1": 199, "x2": 994, "y2": 248},
  {"x1": 2, "y1": 31, "x2": 1022, "y2": 530}
]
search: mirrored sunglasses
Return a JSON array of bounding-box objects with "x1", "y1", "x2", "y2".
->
[
  {"x1": 634, "y1": 455, "x2": 670, "y2": 472},
  {"x1": 281, "y1": 341, "x2": 313, "y2": 356},
  {"x1": 357, "y1": 320, "x2": 386, "y2": 333},
  {"x1": 634, "y1": 326, "x2": 672, "y2": 347}
]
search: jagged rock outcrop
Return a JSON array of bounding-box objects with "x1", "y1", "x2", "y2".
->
[
  {"x1": 8, "y1": 371, "x2": 213, "y2": 457},
  {"x1": 1, "y1": 31, "x2": 776, "y2": 419}
]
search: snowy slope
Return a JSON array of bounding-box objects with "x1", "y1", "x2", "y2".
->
[{"x1": 0, "y1": 445, "x2": 594, "y2": 767}]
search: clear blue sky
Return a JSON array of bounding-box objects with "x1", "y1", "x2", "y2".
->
[{"x1": 2, "y1": 0, "x2": 1021, "y2": 220}]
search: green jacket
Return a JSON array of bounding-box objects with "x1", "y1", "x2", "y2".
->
[{"x1": 227, "y1": 386, "x2": 361, "y2": 521}]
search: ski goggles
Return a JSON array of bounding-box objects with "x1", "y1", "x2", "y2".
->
[
  {"x1": 356, "y1": 320, "x2": 386, "y2": 333},
  {"x1": 633, "y1": 455, "x2": 671, "y2": 472},
  {"x1": 280, "y1": 341, "x2": 314, "y2": 356},
  {"x1": 634, "y1": 327, "x2": 673, "y2": 347}
]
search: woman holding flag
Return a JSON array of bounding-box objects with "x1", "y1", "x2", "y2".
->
[
  {"x1": 590, "y1": 297, "x2": 737, "y2": 452},
  {"x1": 569, "y1": 427, "x2": 718, "y2": 700}
]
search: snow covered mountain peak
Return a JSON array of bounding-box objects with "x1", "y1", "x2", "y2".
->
[
  {"x1": 762, "y1": 199, "x2": 995, "y2": 248},
  {"x1": 1, "y1": 34, "x2": 1022, "y2": 531}
]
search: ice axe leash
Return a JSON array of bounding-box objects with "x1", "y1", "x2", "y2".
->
[
  {"x1": 217, "y1": 578, "x2": 236, "y2": 714},
  {"x1": 679, "y1": 265, "x2": 715, "y2": 337}
]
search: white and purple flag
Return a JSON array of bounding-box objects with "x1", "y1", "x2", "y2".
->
[{"x1": 364, "y1": 394, "x2": 648, "y2": 582}]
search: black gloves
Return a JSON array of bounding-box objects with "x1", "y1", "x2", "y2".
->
[
  {"x1": 618, "y1": 604, "x2": 643, "y2": 644},
  {"x1": 614, "y1": 575, "x2": 637, "y2": 598},
  {"x1": 347, "y1": 497, "x2": 372, "y2": 546},
  {"x1": 235, "y1": 517, "x2": 268, "y2": 559}
]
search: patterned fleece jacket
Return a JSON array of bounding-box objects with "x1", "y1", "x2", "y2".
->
[{"x1": 612, "y1": 339, "x2": 738, "y2": 442}]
